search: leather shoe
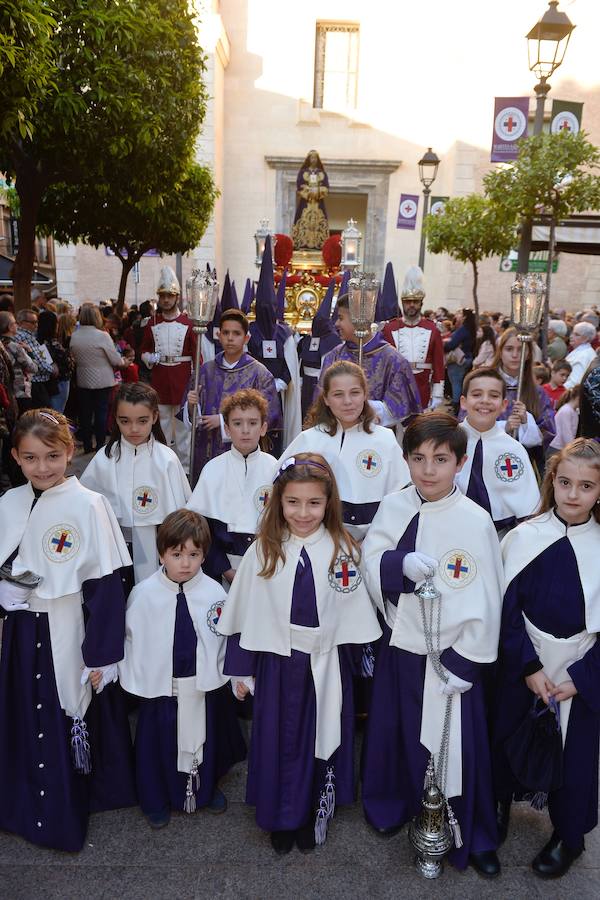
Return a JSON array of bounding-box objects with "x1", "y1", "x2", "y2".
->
[
  {"x1": 496, "y1": 800, "x2": 511, "y2": 846},
  {"x1": 372, "y1": 824, "x2": 402, "y2": 837},
  {"x1": 532, "y1": 831, "x2": 583, "y2": 879},
  {"x1": 295, "y1": 821, "x2": 316, "y2": 853},
  {"x1": 469, "y1": 850, "x2": 501, "y2": 879},
  {"x1": 270, "y1": 830, "x2": 295, "y2": 855}
]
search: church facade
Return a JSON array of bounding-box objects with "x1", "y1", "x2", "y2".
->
[{"x1": 54, "y1": 0, "x2": 600, "y2": 314}]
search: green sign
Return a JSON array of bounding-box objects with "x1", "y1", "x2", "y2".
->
[{"x1": 499, "y1": 251, "x2": 558, "y2": 274}]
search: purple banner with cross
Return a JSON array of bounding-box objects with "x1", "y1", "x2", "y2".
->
[
  {"x1": 491, "y1": 97, "x2": 529, "y2": 162},
  {"x1": 396, "y1": 194, "x2": 419, "y2": 230}
]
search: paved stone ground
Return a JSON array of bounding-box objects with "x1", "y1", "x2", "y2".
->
[{"x1": 1, "y1": 450, "x2": 598, "y2": 898}]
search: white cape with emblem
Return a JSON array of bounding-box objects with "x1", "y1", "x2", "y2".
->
[
  {"x1": 362, "y1": 485, "x2": 503, "y2": 798},
  {"x1": 81, "y1": 436, "x2": 191, "y2": 582},
  {"x1": 187, "y1": 446, "x2": 277, "y2": 534},
  {"x1": 455, "y1": 420, "x2": 540, "y2": 522},
  {"x1": 0, "y1": 477, "x2": 131, "y2": 719},
  {"x1": 279, "y1": 422, "x2": 410, "y2": 538}
]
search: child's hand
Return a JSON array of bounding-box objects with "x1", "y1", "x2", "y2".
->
[
  {"x1": 223, "y1": 568, "x2": 236, "y2": 584},
  {"x1": 201, "y1": 414, "x2": 221, "y2": 431},
  {"x1": 551, "y1": 679, "x2": 577, "y2": 702},
  {"x1": 512, "y1": 400, "x2": 527, "y2": 424},
  {"x1": 525, "y1": 669, "x2": 556, "y2": 705},
  {"x1": 187, "y1": 390, "x2": 199, "y2": 407},
  {"x1": 231, "y1": 677, "x2": 254, "y2": 700},
  {"x1": 235, "y1": 683, "x2": 250, "y2": 700},
  {"x1": 90, "y1": 670, "x2": 103, "y2": 689}
]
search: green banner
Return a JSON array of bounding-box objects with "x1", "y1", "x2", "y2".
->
[
  {"x1": 550, "y1": 100, "x2": 583, "y2": 135},
  {"x1": 500, "y1": 250, "x2": 558, "y2": 273}
]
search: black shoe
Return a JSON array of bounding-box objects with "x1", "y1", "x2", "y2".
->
[
  {"x1": 146, "y1": 808, "x2": 170, "y2": 829},
  {"x1": 371, "y1": 823, "x2": 402, "y2": 837},
  {"x1": 532, "y1": 831, "x2": 583, "y2": 879},
  {"x1": 270, "y1": 830, "x2": 295, "y2": 855},
  {"x1": 295, "y1": 821, "x2": 316, "y2": 854},
  {"x1": 469, "y1": 850, "x2": 501, "y2": 879},
  {"x1": 496, "y1": 799, "x2": 511, "y2": 846}
]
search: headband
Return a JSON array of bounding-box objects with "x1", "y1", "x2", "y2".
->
[
  {"x1": 38, "y1": 411, "x2": 59, "y2": 425},
  {"x1": 274, "y1": 456, "x2": 329, "y2": 482}
]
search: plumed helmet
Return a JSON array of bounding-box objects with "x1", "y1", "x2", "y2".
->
[
  {"x1": 401, "y1": 266, "x2": 425, "y2": 301},
  {"x1": 156, "y1": 266, "x2": 180, "y2": 295}
]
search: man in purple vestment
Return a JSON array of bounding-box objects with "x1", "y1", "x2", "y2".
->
[
  {"x1": 185, "y1": 309, "x2": 281, "y2": 479},
  {"x1": 318, "y1": 294, "x2": 421, "y2": 427}
]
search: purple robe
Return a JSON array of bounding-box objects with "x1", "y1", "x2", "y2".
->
[
  {"x1": 492, "y1": 532, "x2": 600, "y2": 849},
  {"x1": 133, "y1": 586, "x2": 246, "y2": 816},
  {"x1": 0, "y1": 570, "x2": 135, "y2": 852},
  {"x1": 361, "y1": 508, "x2": 498, "y2": 870},
  {"x1": 319, "y1": 333, "x2": 422, "y2": 423},
  {"x1": 298, "y1": 331, "x2": 341, "y2": 421},
  {"x1": 191, "y1": 352, "x2": 282, "y2": 478},
  {"x1": 203, "y1": 518, "x2": 255, "y2": 582},
  {"x1": 224, "y1": 549, "x2": 356, "y2": 832}
]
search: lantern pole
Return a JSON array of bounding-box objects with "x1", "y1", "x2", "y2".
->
[{"x1": 185, "y1": 269, "x2": 219, "y2": 485}]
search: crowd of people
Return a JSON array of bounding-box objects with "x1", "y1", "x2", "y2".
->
[{"x1": 1, "y1": 259, "x2": 600, "y2": 884}]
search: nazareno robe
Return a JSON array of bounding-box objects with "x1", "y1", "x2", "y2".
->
[
  {"x1": 186, "y1": 352, "x2": 281, "y2": 479},
  {"x1": 187, "y1": 445, "x2": 277, "y2": 581},
  {"x1": 219, "y1": 526, "x2": 381, "y2": 834},
  {"x1": 360, "y1": 486, "x2": 503, "y2": 869},
  {"x1": 279, "y1": 421, "x2": 410, "y2": 540},
  {"x1": 0, "y1": 478, "x2": 135, "y2": 851},
  {"x1": 119, "y1": 568, "x2": 246, "y2": 815},
  {"x1": 492, "y1": 511, "x2": 600, "y2": 850},
  {"x1": 318, "y1": 333, "x2": 422, "y2": 427}
]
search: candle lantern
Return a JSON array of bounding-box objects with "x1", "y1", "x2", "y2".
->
[
  {"x1": 348, "y1": 271, "x2": 379, "y2": 367},
  {"x1": 341, "y1": 218, "x2": 362, "y2": 270}
]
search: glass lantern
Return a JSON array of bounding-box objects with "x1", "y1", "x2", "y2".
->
[
  {"x1": 254, "y1": 219, "x2": 276, "y2": 268},
  {"x1": 341, "y1": 219, "x2": 362, "y2": 269},
  {"x1": 510, "y1": 273, "x2": 546, "y2": 334}
]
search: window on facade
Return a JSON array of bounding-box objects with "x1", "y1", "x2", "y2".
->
[{"x1": 313, "y1": 22, "x2": 359, "y2": 112}]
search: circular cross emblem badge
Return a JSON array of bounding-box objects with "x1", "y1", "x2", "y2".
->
[
  {"x1": 43, "y1": 524, "x2": 80, "y2": 563},
  {"x1": 328, "y1": 554, "x2": 362, "y2": 593},
  {"x1": 133, "y1": 485, "x2": 158, "y2": 516},
  {"x1": 254, "y1": 485, "x2": 272, "y2": 512},
  {"x1": 439, "y1": 550, "x2": 477, "y2": 589},
  {"x1": 551, "y1": 111, "x2": 579, "y2": 135},
  {"x1": 495, "y1": 106, "x2": 527, "y2": 141},
  {"x1": 430, "y1": 199, "x2": 446, "y2": 216},
  {"x1": 399, "y1": 198, "x2": 417, "y2": 220},
  {"x1": 356, "y1": 449, "x2": 382, "y2": 477},
  {"x1": 206, "y1": 600, "x2": 224, "y2": 635},
  {"x1": 494, "y1": 452, "x2": 524, "y2": 483}
]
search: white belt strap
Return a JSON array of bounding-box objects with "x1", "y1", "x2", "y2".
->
[
  {"x1": 159, "y1": 355, "x2": 192, "y2": 365},
  {"x1": 172, "y1": 676, "x2": 207, "y2": 774},
  {"x1": 303, "y1": 366, "x2": 321, "y2": 378},
  {"x1": 410, "y1": 362, "x2": 433, "y2": 371},
  {"x1": 524, "y1": 615, "x2": 595, "y2": 746},
  {"x1": 290, "y1": 625, "x2": 343, "y2": 760}
]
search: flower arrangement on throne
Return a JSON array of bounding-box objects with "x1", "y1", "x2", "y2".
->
[{"x1": 291, "y1": 149, "x2": 330, "y2": 250}]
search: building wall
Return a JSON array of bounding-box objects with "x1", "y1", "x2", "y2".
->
[{"x1": 56, "y1": 0, "x2": 600, "y2": 314}]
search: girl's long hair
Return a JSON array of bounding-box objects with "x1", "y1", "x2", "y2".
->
[
  {"x1": 491, "y1": 326, "x2": 540, "y2": 419},
  {"x1": 304, "y1": 360, "x2": 376, "y2": 434},
  {"x1": 257, "y1": 452, "x2": 359, "y2": 578},
  {"x1": 537, "y1": 438, "x2": 600, "y2": 523},
  {"x1": 105, "y1": 382, "x2": 167, "y2": 459}
]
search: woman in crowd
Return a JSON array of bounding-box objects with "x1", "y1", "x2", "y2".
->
[
  {"x1": 444, "y1": 308, "x2": 476, "y2": 411},
  {"x1": 37, "y1": 310, "x2": 75, "y2": 414}
]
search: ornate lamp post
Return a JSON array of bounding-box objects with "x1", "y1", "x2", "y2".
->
[
  {"x1": 341, "y1": 218, "x2": 362, "y2": 271},
  {"x1": 509, "y1": 273, "x2": 546, "y2": 433},
  {"x1": 517, "y1": 1, "x2": 575, "y2": 271},
  {"x1": 348, "y1": 271, "x2": 379, "y2": 367},
  {"x1": 185, "y1": 268, "x2": 219, "y2": 484},
  {"x1": 417, "y1": 148, "x2": 440, "y2": 270},
  {"x1": 254, "y1": 219, "x2": 276, "y2": 268}
]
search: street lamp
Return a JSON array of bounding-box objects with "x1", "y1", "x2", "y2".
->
[
  {"x1": 254, "y1": 219, "x2": 276, "y2": 268},
  {"x1": 417, "y1": 148, "x2": 440, "y2": 270},
  {"x1": 341, "y1": 218, "x2": 362, "y2": 270},
  {"x1": 517, "y1": 1, "x2": 575, "y2": 271}
]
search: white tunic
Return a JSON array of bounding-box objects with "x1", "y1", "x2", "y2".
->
[
  {"x1": 279, "y1": 422, "x2": 410, "y2": 538},
  {"x1": 81, "y1": 436, "x2": 191, "y2": 583},
  {"x1": 455, "y1": 419, "x2": 540, "y2": 524}
]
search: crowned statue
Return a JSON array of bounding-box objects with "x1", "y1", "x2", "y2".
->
[{"x1": 292, "y1": 149, "x2": 330, "y2": 250}]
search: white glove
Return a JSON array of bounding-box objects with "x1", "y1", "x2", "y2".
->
[
  {"x1": 141, "y1": 351, "x2": 160, "y2": 367},
  {"x1": 438, "y1": 670, "x2": 472, "y2": 696},
  {"x1": 0, "y1": 580, "x2": 30, "y2": 612},
  {"x1": 402, "y1": 552, "x2": 438, "y2": 583},
  {"x1": 81, "y1": 663, "x2": 119, "y2": 694},
  {"x1": 274, "y1": 378, "x2": 287, "y2": 393},
  {"x1": 429, "y1": 396, "x2": 444, "y2": 410}
]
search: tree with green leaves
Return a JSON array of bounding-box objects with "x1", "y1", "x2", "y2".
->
[
  {"x1": 484, "y1": 131, "x2": 600, "y2": 230},
  {"x1": 41, "y1": 162, "x2": 218, "y2": 305},
  {"x1": 0, "y1": 0, "x2": 207, "y2": 309},
  {"x1": 0, "y1": 1, "x2": 56, "y2": 141},
  {"x1": 424, "y1": 194, "x2": 515, "y2": 323}
]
